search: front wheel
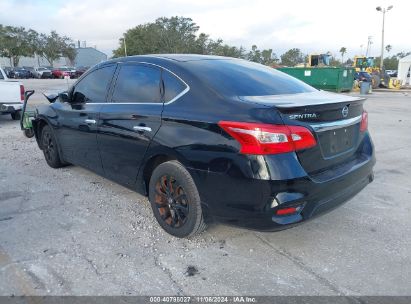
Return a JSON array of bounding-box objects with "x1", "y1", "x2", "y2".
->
[
  {"x1": 23, "y1": 128, "x2": 35, "y2": 138},
  {"x1": 41, "y1": 125, "x2": 65, "y2": 168},
  {"x1": 149, "y1": 160, "x2": 206, "y2": 238}
]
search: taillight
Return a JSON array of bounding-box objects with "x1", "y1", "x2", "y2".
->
[
  {"x1": 218, "y1": 121, "x2": 316, "y2": 155},
  {"x1": 20, "y1": 85, "x2": 25, "y2": 102},
  {"x1": 360, "y1": 110, "x2": 368, "y2": 132}
]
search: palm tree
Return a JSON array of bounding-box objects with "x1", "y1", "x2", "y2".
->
[
  {"x1": 339, "y1": 47, "x2": 347, "y2": 65},
  {"x1": 385, "y1": 44, "x2": 392, "y2": 53}
]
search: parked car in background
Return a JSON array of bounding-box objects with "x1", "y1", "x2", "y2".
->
[
  {"x1": 354, "y1": 71, "x2": 373, "y2": 82},
  {"x1": 67, "y1": 67, "x2": 77, "y2": 77},
  {"x1": 389, "y1": 71, "x2": 398, "y2": 77},
  {"x1": 22, "y1": 66, "x2": 35, "y2": 78},
  {"x1": 58, "y1": 66, "x2": 77, "y2": 78},
  {"x1": 52, "y1": 67, "x2": 72, "y2": 79},
  {"x1": 10, "y1": 67, "x2": 32, "y2": 79},
  {"x1": 33, "y1": 67, "x2": 52, "y2": 79},
  {"x1": 74, "y1": 66, "x2": 89, "y2": 78},
  {"x1": 32, "y1": 55, "x2": 375, "y2": 237},
  {"x1": 385, "y1": 70, "x2": 397, "y2": 77},
  {"x1": 0, "y1": 67, "x2": 24, "y2": 120}
]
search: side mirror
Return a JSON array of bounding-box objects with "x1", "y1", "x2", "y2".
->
[
  {"x1": 58, "y1": 92, "x2": 70, "y2": 103},
  {"x1": 42, "y1": 92, "x2": 59, "y2": 103}
]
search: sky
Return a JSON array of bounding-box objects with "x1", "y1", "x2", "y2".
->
[{"x1": 0, "y1": 0, "x2": 410, "y2": 59}]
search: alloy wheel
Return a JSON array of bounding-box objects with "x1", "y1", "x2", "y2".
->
[{"x1": 154, "y1": 175, "x2": 189, "y2": 228}]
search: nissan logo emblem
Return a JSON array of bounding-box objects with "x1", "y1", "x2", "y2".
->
[{"x1": 342, "y1": 106, "x2": 349, "y2": 118}]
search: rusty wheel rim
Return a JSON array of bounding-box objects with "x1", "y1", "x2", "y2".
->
[{"x1": 154, "y1": 175, "x2": 189, "y2": 228}]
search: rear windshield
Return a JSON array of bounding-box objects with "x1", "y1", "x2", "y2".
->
[{"x1": 187, "y1": 59, "x2": 317, "y2": 97}]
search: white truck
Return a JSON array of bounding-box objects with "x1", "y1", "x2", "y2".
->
[{"x1": 0, "y1": 67, "x2": 24, "y2": 120}]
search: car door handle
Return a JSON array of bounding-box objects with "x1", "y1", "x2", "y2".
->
[
  {"x1": 84, "y1": 119, "x2": 97, "y2": 124},
  {"x1": 133, "y1": 126, "x2": 152, "y2": 132}
]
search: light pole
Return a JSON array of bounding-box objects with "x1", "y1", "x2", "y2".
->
[
  {"x1": 121, "y1": 37, "x2": 127, "y2": 57},
  {"x1": 365, "y1": 36, "x2": 372, "y2": 57},
  {"x1": 376, "y1": 5, "x2": 393, "y2": 70}
]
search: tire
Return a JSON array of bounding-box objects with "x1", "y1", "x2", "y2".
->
[
  {"x1": 11, "y1": 111, "x2": 21, "y2": 120},
  {"x1": 41, "y1": 125, "x2": 65, "y2": 168},
  {"x1": 148, "y1": 160, "x2": 207, "y2": 238},
  {"x1": 371, "y1": 75, "x2": 381, "y2": 89},
  {"x1": 23, "y1": 128, "x2": 35, "y2": 138}
]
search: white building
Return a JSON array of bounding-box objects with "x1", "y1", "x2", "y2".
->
[{"x1": 0, "y1": 47, "x2": 107, "y2": 68}]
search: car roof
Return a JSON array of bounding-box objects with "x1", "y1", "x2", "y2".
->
[{"x1": 105, "y1": 54, "x2": 235, "y2": 64}]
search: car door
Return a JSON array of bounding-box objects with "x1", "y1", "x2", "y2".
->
[
  {"x1": 55, "y1": 64, "x2": 116, "y2": 175},
  {"x1": 97, "y1": 63, "x2": 163, "y2": 186}
]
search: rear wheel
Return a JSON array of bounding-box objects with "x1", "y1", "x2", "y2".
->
[
  {"x1": 41, "y1": 125, "x2": 65, "y2": 168},
  {"x1": 11, "y1": 111, "x2": 21, "y2": 120},
  {"x1": 148, "y1": 160, "x2": 206, "y2": 238}
]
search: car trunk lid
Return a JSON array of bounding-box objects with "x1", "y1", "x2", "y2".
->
[{"x1": 240, "y1": 91, "x2": 366, "y2": 174}]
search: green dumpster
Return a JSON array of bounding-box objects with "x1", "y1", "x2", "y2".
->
[{"x1": 276, "y1": 67, "x2": 355, "y2": 92}]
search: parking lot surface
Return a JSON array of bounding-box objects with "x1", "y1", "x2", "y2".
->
[{"x1": 0, "y1": 80, "x2": 410, "y2": 296}]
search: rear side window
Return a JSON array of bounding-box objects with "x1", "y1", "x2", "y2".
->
[
  {"x1": 112, "y1": 65, "x2": 161, "y2": 103},
  {"x1": 188, "y1": 59, "x2": 317, "y2": 97},
  {"x1": 72, "y1": 65, "x2": 116, "y2": 103},
  {"x1": 162, "y1": 70, "x2": 187, "y2": 102}
]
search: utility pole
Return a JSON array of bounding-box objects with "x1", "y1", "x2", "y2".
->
[{"x1": 376, "y1": 5, "x2": 393, "y2": 70}]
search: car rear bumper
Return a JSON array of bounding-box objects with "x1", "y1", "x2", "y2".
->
[
  {"x1": 0, "y1": 103, "x2": 22, "y2": 113},
  {"x1": 188, "y1": 143, "x2": 375, "y2": 231}
]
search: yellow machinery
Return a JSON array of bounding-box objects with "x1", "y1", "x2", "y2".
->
[
  {"x1": 353, "y1": 56, "x2": 380, "y2": 89},
  {"x1": 353, "y1": 56, "x2": 377, "y2": 73},
  {"x1": 353, "y1": 56, "x2": 401, "y2": 89},
  {"x1": 293, "y1": 54, "x2": 332, "y2": 68},
  {"x1": 308, "y1": 54, "x2": 331, "y2": 67}
]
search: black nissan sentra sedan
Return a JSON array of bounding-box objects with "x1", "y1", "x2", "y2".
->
[{"x1": 32, "y1": 54, "x2": 375, "y2": 237}]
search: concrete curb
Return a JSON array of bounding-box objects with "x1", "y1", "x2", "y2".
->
[{"x1": 372, "y1": 89, "x2": 411, "y2": 93}]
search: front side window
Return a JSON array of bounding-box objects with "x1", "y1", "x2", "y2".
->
[
  {"x1": 111, "y1": 65, "x2": 161, "y2": 103},
  {"x1": 162, "y1": 69, "x2": 187, "y2": 102},
  {"x1": 71, "y1": 65, "x2": 116, "y2": 103}
]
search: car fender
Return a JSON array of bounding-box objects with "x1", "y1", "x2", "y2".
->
[{"x1": 32, "y1": 106, "x2": 63, "y2": 155}]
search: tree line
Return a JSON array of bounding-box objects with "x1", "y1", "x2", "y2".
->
[
  {"x1": 113, "y1": 16, "x2": 411, "y2": 70},
  {"x1": 2, "y1": 17, "x2": 409, "y2": 70},
  {"x1": 0, "y1": 25, "x2": 76, "y2": 67},
  {"x1": 112, "y1": 16, "x2": 297, "y2": 66}
]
